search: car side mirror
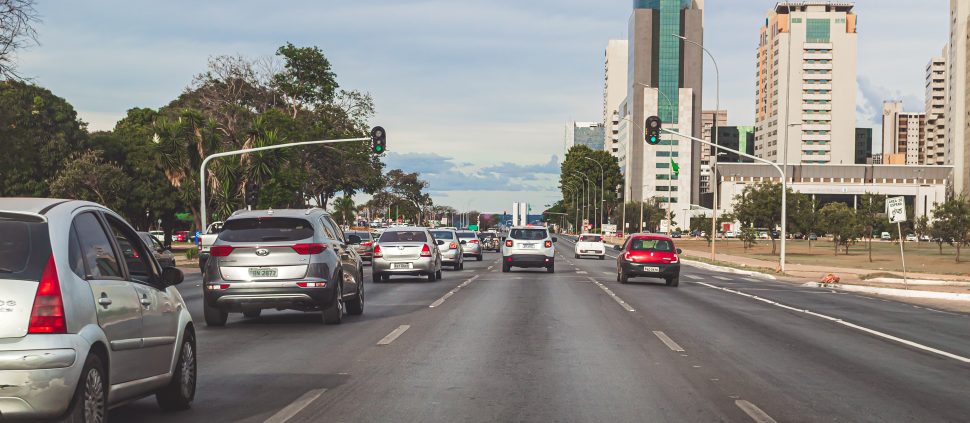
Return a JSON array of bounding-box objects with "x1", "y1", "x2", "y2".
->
[
  {"x1": 436, "y1": 239, "x2": 445, "y2": 246},
  {"x1": 614, "y1": 245, "x2": 622, "y2": 251},
  {"x1": 161, "y1": 267, "x2": 184, "y2": 286},
  {"x1": 347, "y1": 234, "x2": 362, "y2": 245},
  {"x1": 676, "y1": 248, "x2": 682, "y2": 254},
  {"x1": 551, "y1": 237, "x2": 558, "y2": 243},
  {"x1": 460, "y1": 240, "x2": 467, "y2": 245}
]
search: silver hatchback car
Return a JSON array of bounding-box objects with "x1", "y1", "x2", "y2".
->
[
  {"x1": 456, "y1": 231, "x2": 483, "y2": 261},
  {"x1": 372, "y1": 227, "x2": 443, "y2": 282},
  {"x1": 430, "y1": 229, "x2": 464, "y2": 271},
  {"x1": 0, "y1": 198, "x2": 195, "y2": 421}
]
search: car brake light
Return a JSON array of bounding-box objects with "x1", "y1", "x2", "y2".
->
[
  {"x1": 421, "y1": 244, "x2": 432, "y2": 257},
  {"x1": 292, "y1": 243, "x2": 326, "y2": 255},
  {"x1": 210, "y1": 245, "x2": 234, "y2": 257},
  {"x1": 373, "y1": 244, "x2": 383, "y2": 258},
  {"x1": 469, "y1": 239, "x2": 479, "y2": 243},
  {"x1": 297, "y1": 282, "x2": 327, "y2": 288},
  {"x1": 544, "y1": 240, "x2": 553, "y2": 248},
  {"x1": 449, "y1": 242, "x2": 458, "y2": 249},
  {"x1": 505, "y1": 240, "x2": 513, "y2": 247},
  {"x1": 624, "y1": 252, "x2": 632, "y2": 261},
  {"x1": 206, "y1": 284, "x2": 230, "y2": 290},
  {"x1": 28, "y1": 255, "x2": 66, "y2": 334}
]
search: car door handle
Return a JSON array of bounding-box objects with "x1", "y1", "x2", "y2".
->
[
  {"x1": 98, "y1": 294, "x2": 112, "y2": 307},
  {"x1": 140, "y1": 294, "x2": 152, "y2": 307}
]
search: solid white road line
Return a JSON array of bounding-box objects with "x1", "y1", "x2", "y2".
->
[
  {"x1": 685, "y1": 274, "x2": 703, "y2": 280},
  {"x1": 713, "y1": 275, "x2": 732, "y2": 281},
  {"x1": 652, "y1": 331, "x2": 685, "y2": 352},
  {"x1": 377, "y1": 325, "x2": 411, "y2": 345},
  {"x1": 735, "y1": 400, "x2": 777, "y2": 423},
  {"x1": 263, "y1": 388, "x2": 328, "y2": 423},
  {"x1": 587, "y1": 277, "x2": 635, "y2": 312},
  {"x1": 429, "y1": 275, "x2": 480, "y2": 308},
  {"x1": 696, "y1": 282, "x2": 970, "y2": 364}
]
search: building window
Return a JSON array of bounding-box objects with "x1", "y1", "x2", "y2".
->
[{"x1": 806, "y1": 18, "x2": 831, "y2": 42}]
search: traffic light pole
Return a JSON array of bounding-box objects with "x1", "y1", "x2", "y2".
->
[
  {"x1": 200, "y1": 137, "x2": 370, "y2": 230},
  {"x1": 661, "y1": 128, "x2": 787, "y2": 273}
]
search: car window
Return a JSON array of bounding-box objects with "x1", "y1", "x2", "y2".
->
[
  {"x1": 430, "y1": 231, "x2": 455, "y2": 240},
  {"x1": 220, "y1": 218, "x2": 315, "y2": 242},
  {"x1": 509, "y1": 229, "x2": 547, "y2": 240},
  {"x1": 630, "y1": 238, "x2": 673, "y2": 252},
  {"x1": 323, "y1": 216, "x2": 346, "y2": 242},
  {"x1": 105, "y1": 216, "x2": 159, "y2": 285},
  {"x1": 140, "y1": 233, "x2": 163, "y2": 252},
  {"x1": 0, "y1": 213, "x2": 52, "y2": 282},
  {"x1": 72, "y1": 212, "x2": 123, "y2": 279},
  {"x1": 580, "y1": 235, "x2": 603, "y2": 242},
  {"x1": 456, "y1": 232, "x2": 476, "y2": 239},
  {"x1": 379, "y1": 230, "x2": 429, "y2": 243},
  {"x1": 348, "y1": 232, "x2": 372, "y2": 241}
]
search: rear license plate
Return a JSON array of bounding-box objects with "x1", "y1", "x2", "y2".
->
[
  {"x1": 392, "y1": 263, "x2": 412, "y2": 269},
  {"x1": 642, "y1": 266, "x2": 660, "y2": 273},
  {"x1": 522, "y1": 244, "x2": 536, "y2": 249},
  {"x1": 249, "y1": 267, "x2": 278, "y2": 278}
]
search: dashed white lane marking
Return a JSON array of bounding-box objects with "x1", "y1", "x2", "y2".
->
[
  {"x1": 696, "y1": 282, "x2": 970, "y2": 364},
  {"x1": 576, "y1": 271, "x2": 588, "y2": 275},
  {"x1": 429, "y1": 275, "x2": 480, "y2": 308},
  {"x1": 587, "y1": 277, "x2": 635, "y2": 312},
  {"x1": 686, "y1": 274, "x2": 703, "y2": 280},
  {"x1": 377, "y1": 325, "x2": 411, "y2": 345},
  {"x1": 713, "y1": 275, "x2": 732, "y2": 281},
  {"x1": 735, "y1": 400, "x2": 777, "y2": 423},
  {"x1": 263, "y1": 388, "x2": 328, "y2": 423},
  {"x1": 487, "y1": 266, "x2": 493, "y2": 270},
  {"x1": 652, "y1": 331, "x2": 685, "y2": 352}
]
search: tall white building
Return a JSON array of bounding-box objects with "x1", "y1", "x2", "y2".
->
[
  {"x1": 603, "y1": 39, "x2": 628, "y2": 159},
  {"x1": 948, "y1": 0, "x2": 970, "y2": 195},
  {"x1": 882, "y1": 101, "x2": 926, "y2": 166},
  {"x1": 925, "y1": 51, "x2": 948, "y2": 166},
  {"x1": 755, "y1": 2, "x2": 858, "y2": 165}
]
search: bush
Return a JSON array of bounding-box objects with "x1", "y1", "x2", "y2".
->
[{"x1": 185, "y1": 247, "x2": 198, "y2": 260}]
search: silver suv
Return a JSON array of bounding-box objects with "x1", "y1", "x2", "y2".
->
[
  {"x1": 202, "y1": 209, "x2": 364, "y2": 326},
  {"x1": 0, "y1": 198, "x2": 195, "y2": 421},
  {"x1": 501, "y1": 226, "x2": 557, "y2": 273}
]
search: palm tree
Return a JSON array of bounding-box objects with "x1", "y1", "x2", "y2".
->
[{"x1": 332, "y1": 195, "x2": 356, "y2": 226}]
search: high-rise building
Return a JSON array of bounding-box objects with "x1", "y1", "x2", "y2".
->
[
  {"x1": 925, "y1": 51, "x2": 948, "y2": 166},
  {"x1": 622, "y1": 0, "x2": 704, "y2": 219},
  {"x1": 570, "y1": 122, "x2": 606, "y2": 151},
  {"x1": 855, "y1": 128, "x2": 872, "y2": 165},
  {"x1": 755, "y1": 2, "x2": 858, "y2": 165},
  {"x1": 714, "y1": 126, "x2": 756, "y2": 163},
  {"x1": 882, "y1": 101, "x2": 926, "y2": 165},
  {"x1": 604, "y1": 39, "x2": 629, "y2": 160},
  {"x1": 699, "y1": 110, "x2": 727, "y2": 193},
  {"x1": 948, "y1": 0, "x2": 970, "y2": 195}
]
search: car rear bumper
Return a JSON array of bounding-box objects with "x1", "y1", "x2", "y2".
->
[
  {"x1": 575, "y1": 248, "x2": 605, "y2": 256},
  {"x1": 505, "y1": 254, "x2": 554, "y2": 268},
  {"x1": 441, "y1": 249, "x2": 461, "y2": 264},
  {"x1": 205, "y1": 283, "x2": 336, "y2": 311},
  {"x1": 372, "y1": 256, "x2": 436, "y2": 275},
  {"x1": 620, "y1": 261, "x2": 680, "y2": 279},
  {"x1": 0, "y1": 335, "x2": 85, "y2": 420},
  {"x1": 461, "y1": 245, "x2": 482, "y2": 256}
]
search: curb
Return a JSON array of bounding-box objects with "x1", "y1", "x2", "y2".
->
[
  {"x1": 868, "y1": 277, "x2": 970, "y2": 287},
  {"x1": 682, "y1": 259, "x2": 776, "y2": 280},
  {"x1": 801, "y1": 282, "x2": 970, "y2": 301}
]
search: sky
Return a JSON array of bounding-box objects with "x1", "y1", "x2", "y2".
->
[{"x1": 18, "y1": 0, "x2": 950, "y2": 212}]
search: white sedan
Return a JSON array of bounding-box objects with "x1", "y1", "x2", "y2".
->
[{"x1": 574, "y1": 233, "x2": 606, "y2": 260}]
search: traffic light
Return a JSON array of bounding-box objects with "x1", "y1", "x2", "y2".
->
[
  {"x1": 371, "y1": 126, "x2": 386, "y2": 154},
  {"x1": 245, "y1": 181, "x2": 258, "y2": 206},
  {"x1": 645, "y1": 116, "x2": 661, "y2": 145}
]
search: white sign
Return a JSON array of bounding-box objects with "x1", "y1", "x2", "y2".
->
[
  {"x1": 887, "y1": 196, "x2": 906, "y2": 223},
  {"x1": 602, "y1": 224, "x2": 617, "y2": 234},
  {"x1": 659, "y1": 219, "x2": 670, "y2": 233}
]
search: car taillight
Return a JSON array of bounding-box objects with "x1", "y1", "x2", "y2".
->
[
  {"x1": 421, "y1": 244, "x2": 432, "y2": 257},
  {"x1": 206, "y1": 284, "x2": 230, "y2": 290},
  {"x1": 505, "y1": 240, "x2": 513, "y2": 247},
  {"x1": 28, "y1": 255, "x2": 66, "y2": 334},
  {"x1": 624, "y1": 252, "x2": 632, "y2": 261},
  {"x1": 469, "y1": 239, "x2": 479, "y2": 243},
  {"x1": 210, "y1": 245, "x2": 234, "y2": 257},
  {"x1": 544, "y1": 240, "x2": 553, "y2": 248},
  {"x1": 296, "y1": 282, "x2": 327, "y2": 288},
  {"x1": 292, "y1": 243, "x2": 326, "y2": 255},
  {"x1": 373, "y1": 244, "x2": 383, "y2": 258},
  {"x1": 449, "y1": 242, "x2": 458, "y2": 249}
]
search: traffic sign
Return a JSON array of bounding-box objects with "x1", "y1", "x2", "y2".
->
[{"x1": 887, "y1": 197, "x2": 906, "y2": 223}]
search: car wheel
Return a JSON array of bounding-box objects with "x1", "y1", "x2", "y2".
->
[
  {"x1": 372, "y1": 271, "x2": 382, "y2": 283},
  {"x1": 546, "y1": 263, "x2": 555, "y2": 273},
  {"x1": 666, "y1": 276, "x2": 680, "y2": 287},
  {"x1": 436, "y1": 269, "x2": 443, "y2": 280},
  {"x1": 381, "y1": 274, "x2": 390, "y2": 281},
  {"x1": 502, "y1": 263, "x2": 510, "y2": 273},
  {"x1": 619, "y1": 270, "x2": 629, "y2": 284},
  {"x1": 453, "y1": 261, "x2": 461, "y2": 271},
  {"x1": 616, "y1": 271, "x2": 620, "y2": 282},
  {"x1": 156, "y1": 331, "x2": 197, "y2": 411},
  {"x1": 574, "y1": 253, "x2": 580, "y2": 259},
  {"x1": 476, "y1": 254, "x2": 483, "y2": 261},
  {"x1": 63, "y1": 353, "x2": 107, "y2": 423},
  {"x1": 203, "y1": 300, "x2": 227, "y2": 327},
  {"x1": 599, "y1": 255, "x2": 605, "y2": 261},
  {"x1": 322, "y1": 281, "x2": 344, "y2": 324},
  {"x1": 346, "y1": 274, "x2": 364, "y2": 316},
  {"x1": 427, "y1": 270, "x2": 436, "y2": 282},
  {"x1": 242, "y1": 310, "x2": 261, "y2": 319}
]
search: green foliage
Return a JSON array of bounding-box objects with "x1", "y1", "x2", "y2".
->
[
  {"x1": 611, "y1": 200, "x2": 665, "y2": 233},
  {"x1": 185, "y1": 247, "x2": 199, "y2": 260},
  {"x1": 559, "y1": 145, "x2": 624, "y2": 229},
  {"x1": 739, "y1": 227, "x2": 758, "y2": 250},
  {"x1": 331, "y1": 195, "x2": 356, "y2": 226},
  {"x1": 931, "y1": 196, "x2": 970, "y2": 262},
  {"x1": 818, "y1": 202, "x2": 861, "y2": 255},
  {"x1": 49, "y1": 150, "x2": 132, "y2": 212}
]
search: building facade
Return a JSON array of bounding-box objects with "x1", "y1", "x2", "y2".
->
[
  {"x1": 925, "y1": 51, "x2": 948, "y2": 166},
  {"x1": 604, "y1": 39, "x2": 629, "y2": 159},
  {"x1": 948, "y1": 0, "x2": 970, "y2": 195},
  {"x1": 699, "y1": 110, "x2": 728, "y2": 192},
  {"x1": 855, "y1": 127, "x2": 872, "y2": 164},
  {"x1": 714, "y1": 126, "x2": 756, "y2": 163},
  {"x1": 570, "y1": 122, "x2": 606, "y2": 151},
  {"x1": 755, "y1": 2, "x2": 858, "y2": 165},
  {"x1": 882, "y1": 101, "x2": 926, "y2": 166}
]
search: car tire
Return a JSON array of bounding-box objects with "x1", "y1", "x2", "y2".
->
[
  {"x1": 63, "y1": 353, "x2": 107, "y2": 423},
  {"x1": 453, "y1": 262, "x2": 461, "y2": 271},
  {"x1": 574, "y1": 253, "x2": 580, "y2": 259},
  {"x1": 666, "y1": 276, "x2": 680, "y2": 287},
  {"x1": 619, "y1": 270, "x2": 629, "y2": 284},
  {"x1": 546, "y1": 263, "x2": 555, "y2": 273},
  {"x1": 436, "y1": 269, "x2": 443, "y2": 280},
  {"x1": 203, "y1": 300, "x2": 228, "y2": 327},
  {"x1": 476, "y1": 254, "x2": 483, "y2": 261},
  {"x1": 381, "y1": 274, "x2": 390, "y2": 281},
  {"x1": 242, "y1": 310, "x2": 261, "y2": 319},
  {"x1": 156, "y1": 331, "x2": 197, "y2": 411},
  {"x1": 322, "y1": 282, "x2": 344, "y2": 325},
  {"x1": 599, "y1": 255, "x2": 605, "y2": 261},
  {"x1": 502, "y1": 263, "x2": 510, "y2": 273},
  {"x1": 346, "y1": 281, "x2": 364, "y2": 316},
  {"x1": 427, "y1": 271, "x2": 436, "y2": 282}
]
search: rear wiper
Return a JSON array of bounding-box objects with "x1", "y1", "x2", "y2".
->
[{"x1": 0, "y1": 268, "x2": 14, "y2": 273}]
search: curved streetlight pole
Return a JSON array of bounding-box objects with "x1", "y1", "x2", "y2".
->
[
  {"x1": 571, "y1": 172, "x2": 592, "y2": 232},
  {"x1": 565, "y1": 177, "x2": 585, "y2": 234},
  {"x1": 674, "y1": 33, "x2": 721, "y2": 262},
  {"x1": 583, "y1": 157, "x2": 605, "y2": 232},
  {"x1": 564, "y1": 181, "x2": 581, "y2": 234}
]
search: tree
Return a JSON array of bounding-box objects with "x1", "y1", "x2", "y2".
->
[
  {"x1": 818, "y1": 203, "x2": 860, "y2": 255},
  {"x1": 732, "y1": 182, "x2": 781, "y2": 255},
  {"x1": 50, "y1": 150, "x2": 132, "y2": 212},
  {"x1": 331, "y1": 195, "x2": 356, "y2": 226},
  {"x1": 856, "y1": 193, "x2": 886, "y2": 262},
  {"x1": 932, "y1": 197, "x2": 970, "y2": 263},
  {"x1": 739, "y1": 227, "x2": 758, "y2": 250},
  {"x1": 0, "y1": 0, "x2": 38, "y2": 80},
  {"x1": 914, "y1": 215, "x2": 930, "y2": 241},
  {"x1": 611, "y1": 200, "x2": 665, "y2": 234},
  {"x1": 559, "y1": 145, "x2": 623, "y2": 229}
]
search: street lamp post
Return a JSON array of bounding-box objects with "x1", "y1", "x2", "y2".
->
[
  {"x1": 573, "y1": 173, "x2": 592, "y2": 232},
  {"x1": 583, "y1": 157, "x2": 605, "y2": 232},
  {"x1": 674, "y1": 34, "x2": 721, "y2": 262},
  {"x1": 566, "y1": 177, "x2": 585, "y2": 233}
]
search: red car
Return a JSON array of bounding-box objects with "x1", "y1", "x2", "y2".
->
[
  {"x1": 173, "y1": 230, "x2": 189, "y2": 242},
  {"x1": 614, "y1": 233, "x2": 681, "y2": 286}
]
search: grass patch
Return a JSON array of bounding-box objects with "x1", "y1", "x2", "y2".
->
[{"x1": 859, "y1": 272, "x2": 905, "y2": 280}]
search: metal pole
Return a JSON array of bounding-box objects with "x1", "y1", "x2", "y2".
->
[
  {"x1": 898, "y1": 222, "x2": 908, "y2": 287},
  {"x1": 583, "y1": 157, "x2": 605, "y2": 232},
  {"x1": 200, "y1": 137, "x2": 369, "y2": 230}
]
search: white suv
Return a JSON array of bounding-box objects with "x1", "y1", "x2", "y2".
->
[
  {"x1": 502, "y1": 227, "x2": 556, "y2": 273},
  {"x1": 574, "y1": 233, "x2": 606, "y2": 260}
]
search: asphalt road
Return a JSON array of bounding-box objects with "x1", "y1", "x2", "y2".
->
[{"x1": 110, "y1": 238, "x2": 970, "y2": 422}]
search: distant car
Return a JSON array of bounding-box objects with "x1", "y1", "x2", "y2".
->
[
  {"x1": 724, "y1": 231, "x2": 736, "y2": 239},
  {"x1": 480, "y1": 232, "x2": 501, "y2": 252},
  {"x1": 373, "y1": 226, "x2": 443, "y2": 282},
  {"x1": 920, "y1": 235, "x2": 931, "y2": 242},
  {"x1": 881, "y1": 232, "x2": 892, "y2": 241},
  {"x1": 0, "y1": 198, "x2": 194, "y2": 420},
  {"x1": 502, "y1": 226, "x2": 556, "y2": 273},
  {"x1": 905, "y1": 233, "x2": 918, "y2": 242},
  {"x1": 202, "y1": 208, "x2": 365, "y2": 326},
  {"x1": 431, "y1": 229, "x2": 464, "y2": 270},
  {"x1": 574, "y1": 233, "x2": 606, "y2": 260},
  {"x1": 615, "y1": 233, "x2": 681, "y2": 286},
  {"x1": 671, "y1": 231, "x2": 682, "y2": 238},
  {"x1": 456, "y1": 231, "x2": 483, "y2": 261},
  {"x1": 346, "y1": 230, "x2": 375, "y2": 261},
  {"x1": 173, "y1": 230, "x2": 189, "y2": 242},
  {"x1": 808, "y1": 233, "x2": 818, "y2": 241},
  {"x1": 139, "y1": 231, "x2": 177, "y2": 268},
  {"x1": 149, "y1": 230, "x2": 165, "y2": 242}
]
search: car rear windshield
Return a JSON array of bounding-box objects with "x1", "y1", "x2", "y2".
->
[
  {"x1": 430, "y1": 231, "x2": 454, "y2": 240},
  {"x1": 379, "y1": 230, "x2": 429, "y2": 243},
  {"x1": 218, "y1": 218, "x2": 315, "y2": 242},
  {"x1": 630, "y1": 238, "x2": 673, "y2": 252},
  {"x1": 510, "y1": 229, "x2": 547, "y2": 240},
  {"x1": 456, "y1": 232, "x2": 476, "y2": 239},
  {"x1": 0, "y1": 213, "x2": 52, "y2": 282},
  {"x1": 580, "y1": 235, "x2": 602, "y2": 242},
  {"x1": 347, "y1": 232, "x2": 372, "y2": 240}
]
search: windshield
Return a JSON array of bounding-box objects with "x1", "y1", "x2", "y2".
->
[
  {"x1": 379, "y1": 230, "x2": 428, "y2": 243},
  {"x1": 430, "y1": 231, "x2": 455, "y2": 240},
  {"x1": 218, "y1": 218, "x2": 315, "y2": 242},
  {"x1": 630, "y1": 238, "x2": 673, "y2": 252},
  {"x1": 510, "y1": 229, "x2": 547, "y2": 240},
  {"x1": 347, "y1": 232, "x2": 372, "y2": 240},
  {"x1": 0, "y1": 215, "x2": 51, "y2": 281},
  {"x1": 580, "y1": 235, "x2": 602, "y2": 243},
  {"x1": 456, "y1": 231, "x2": 476, "y2": 239}
]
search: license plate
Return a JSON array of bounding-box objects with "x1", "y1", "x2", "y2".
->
[
  {"x1": 249, "y1": 267, "x2": 278, "y2": 278},
  {"x1": 522, "y1": 244, "x2": 536, "y2": 249},
  {"x1": 392, "y1": 263, "x2": 412, "y2": 269},
  {"x1": 642, "y1": 266, "x2": 660, "y2": 273}
]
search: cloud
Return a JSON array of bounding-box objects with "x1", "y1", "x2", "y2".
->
[{"x1": 384, "y1": 152, "x2": 559, "y2": 193}]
